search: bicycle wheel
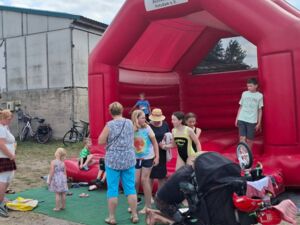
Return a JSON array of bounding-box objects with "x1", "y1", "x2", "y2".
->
[
  {"x1": 236, "y1": 142, "x2": 253, "y2": 169},
  {"x1": 63, "y1": 130, "x2": 79, "y2": 146},
  {"x1": 19, "y1": 126, "x2": 29, "y2": 142},
  {"x1": 36, "y1": 125, "x2": 52, "y2": 144}
]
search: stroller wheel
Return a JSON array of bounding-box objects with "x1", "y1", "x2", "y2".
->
[{"x1": 236, "y1": 142, "x2": 253, "y2": 169}]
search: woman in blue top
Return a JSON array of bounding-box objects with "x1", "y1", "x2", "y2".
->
[
  {"x1": 98, "y1": 102, "x2": 139, "y2": 224},
  {"x1": 131, "y1": 109, "x2": 159, "y2": 214}
]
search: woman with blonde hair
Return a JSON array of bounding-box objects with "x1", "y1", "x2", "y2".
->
[
  {"x1": 98, "y1": 102, "x2": 139, "y2": 224},
  {"x1": 131, "y1": 109, "x2": 159, "y2": 214},
  {"x1": 0, "y1": 110, "x2": 16, "y2": 218}
]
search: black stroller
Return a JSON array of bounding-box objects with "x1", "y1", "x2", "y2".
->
[
  {"x1": 154, "y1": 152, "x2": 255, "y2": 225},
  {"x1": 178, "y1": 152, "x2": 254, "y2": 225}
]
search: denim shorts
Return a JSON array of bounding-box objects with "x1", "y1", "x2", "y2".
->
[
  {"x1": 105, "y1": 166, "x2": 136, "y2": 198},
  {"x1": 135, "y1": 158, "x2": 154, "y2": 169},
  {"x1": 237, "y1": 120, "x2": 256, "y2": 140}
]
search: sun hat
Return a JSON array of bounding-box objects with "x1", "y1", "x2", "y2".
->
[{"x1": 149, "y1": 108, "x2": 165, "y2": 122}]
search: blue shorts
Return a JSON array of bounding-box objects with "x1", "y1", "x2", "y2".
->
[
  {"x1": 105, "y1": 166, "x2": 136, "y2": 198},
  {"x1": 238, "y1": 120, "x2": 256, "y2": 140},
  {"x1": 135, "y1": 158, "x2": 154, "y2": 169}
]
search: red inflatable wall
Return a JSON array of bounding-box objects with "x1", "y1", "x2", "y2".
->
[{"x1": 71, "y1": 0, "x2": 300, "y2": 187}]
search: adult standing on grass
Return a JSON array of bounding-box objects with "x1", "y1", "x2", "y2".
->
[
  {"x1": 98, "y1": 102, "x2": 139, "y2": 225},
  {"x1": 0, "y1": 110, "x2": 16, "y2": 218}
]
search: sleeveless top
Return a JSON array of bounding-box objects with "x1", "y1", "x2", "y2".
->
[
  {"x1": 172, "y1": 126, "x2": 197, "y2": 163},
  {"x1": 105, "y1": 119, "x2": 136, "y2": 170},
  {"x1": 192, "y1": 127, "x2": 197, "y2": 151}
]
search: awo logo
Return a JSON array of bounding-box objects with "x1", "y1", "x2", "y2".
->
[{"x1": 144, "y1": 0, "x2": 188, "y2": 12}]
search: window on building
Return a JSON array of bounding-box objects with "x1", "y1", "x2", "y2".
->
[{"x1": 192, "y1": 37, "x2": 257, "y2": 75}]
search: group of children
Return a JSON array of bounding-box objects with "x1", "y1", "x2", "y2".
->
[{"x1": 47, "y1": 77, "x2": 263, "y2": 213}]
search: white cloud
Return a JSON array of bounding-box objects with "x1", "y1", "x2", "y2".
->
[{"x1": 3, "y1": 0, "x2": 126, "y2": 24}]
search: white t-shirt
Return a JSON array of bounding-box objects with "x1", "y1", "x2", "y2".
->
[
  {"x1": 0, "y1": 125, "x2": 16, "y2": 158},
  {"x1": 238, "y1": 91, "x2": 264, "y2": 123}
]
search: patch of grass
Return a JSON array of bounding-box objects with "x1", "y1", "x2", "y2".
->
[{"x1": 11, "y1": 140, "x2": 83, "y2": 192}]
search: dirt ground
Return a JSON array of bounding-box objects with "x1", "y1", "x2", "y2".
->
[{"x1": 0, "y1": 141, "x2": 299, "y2": 225}]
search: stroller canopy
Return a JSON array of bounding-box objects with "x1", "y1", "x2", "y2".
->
[{"x1": 194, "y1": 152, "x2": 242, "y2": 192}]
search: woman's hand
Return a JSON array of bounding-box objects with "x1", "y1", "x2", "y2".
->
[
  {"x1": 9, "y1": 154, "x2": 15, "y2": 161},
  {"x1": 158, "y1": 142, "x2": 165, "y2": 150},
  {"x1": 153, "y1": 156, "x2": 159, "y2": 166}
]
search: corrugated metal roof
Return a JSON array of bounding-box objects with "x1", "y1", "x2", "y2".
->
[{"x1": 0, "y1": 5, "x2": 108, "y2": 29}]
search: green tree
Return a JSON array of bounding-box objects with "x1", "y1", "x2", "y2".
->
[
  {"x1": 205, "y1": 40, "x2": 224, "y2": 62},
  {"x1": 224, "y1": 40, "x2": 247, "y2": 64}
]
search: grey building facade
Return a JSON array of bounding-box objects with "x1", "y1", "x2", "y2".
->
[{"x1": 0, "y1": 6, "x2": 107, "y2": 138}]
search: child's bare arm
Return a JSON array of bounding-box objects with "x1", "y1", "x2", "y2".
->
[
  {"x1": 189, "y1": 128, "x2": 202, "y2": 152},
  {"x1": 48, "y1": 160, "x2": 55, "y2": 184},
  {"x1": 150, "y1": 135, "x2": 159, "y2": 166},
  {"x1": 195, "y1": 128, "x2": 201, "y2": 139},
  {"x1": 64, "y1": 163, "x2": 67, "y2": 176},
  {"x1": 235, "y1": 106, "x2": 242, "y2": 127},
  {"x1": 256, "y1": 108, "x2": 263, "y2": 131}
]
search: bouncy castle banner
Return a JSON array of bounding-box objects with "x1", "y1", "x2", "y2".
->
[{"x1": 145, "y1": 0, "x2": 188, "y2": 11}]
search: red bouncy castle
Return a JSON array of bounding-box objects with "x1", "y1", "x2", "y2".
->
[{"x1": 66, "y1": 0, "x2": 300, "y2": 187}]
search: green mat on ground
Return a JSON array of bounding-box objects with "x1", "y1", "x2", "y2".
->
[{"x1": 7, "y1": 186, "x2": 146, "y2": 225}]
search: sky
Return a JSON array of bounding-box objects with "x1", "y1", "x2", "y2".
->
[
  {"x1": 0, "y1": 0, "x2": 299, "y2": 67},
  {"x1": 0, "y1": 0, "x2": 298, "y2": 25}
]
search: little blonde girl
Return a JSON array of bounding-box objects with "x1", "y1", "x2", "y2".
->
[
  {"x1": 131, "y1": 110, "x2": 159, "y2": 214},
  {"x1": 48, "y1": 148, "x2": 68, "y2": 211}
]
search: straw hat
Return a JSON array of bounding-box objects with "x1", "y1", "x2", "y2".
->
[{"x1": 149, "y1": 108, "x2": 165, "y2": 122}]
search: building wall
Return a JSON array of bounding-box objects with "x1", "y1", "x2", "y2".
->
[
  {"x1": 1, "y1": 87, "x2": 88, "y2": 139},
  {"x1": 0, "y1": 9, "x2": 103, "y2": 138}
]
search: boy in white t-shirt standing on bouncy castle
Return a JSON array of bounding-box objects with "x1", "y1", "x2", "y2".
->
[{"x1": 235, "y1": 78, "x2": 264, "y2": 150}]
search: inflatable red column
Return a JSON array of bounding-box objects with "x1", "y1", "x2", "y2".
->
[{"x1": 88, "y1": 64, "x2": 118, "y2": 145}]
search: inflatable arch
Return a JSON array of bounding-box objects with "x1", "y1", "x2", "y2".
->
[{"x1": 67, "y1": 0, "x2": 300, "y2": 187}]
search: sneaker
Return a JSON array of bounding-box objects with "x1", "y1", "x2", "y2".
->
[{"x1": 82, "y1": 165, "x2": 89, "y2": 171}]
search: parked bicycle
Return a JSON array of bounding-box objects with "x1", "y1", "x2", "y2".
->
[
  {"x1": 17, "y1": 108, "x2": 52, "y2": 144},
  {"x1": 62, "y1": 119, "x2": 89, "y2": 146}
]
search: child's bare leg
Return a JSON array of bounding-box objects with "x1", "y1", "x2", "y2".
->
[
  {"x1": 83, "y1": 155, "x2": 93, "y2": 167},
  {"x1": 135, "y1": 169, "x2": 141, "y2": 195},
  {"x1": 141, "y1": 167, "x2": 152, "y2": 210},
  {"x1": 239, "y1": 136, "x2": 246, "y2": 143},
  {"x1": 79, "y1": 158, "x2": 84, "y2": 169},
  {"x1": 54, "y1": 193, "x2": 61, "y2": 211},
  {"x1": 101, "y1": 172, "x2": 106, "y2": 182},
  {"x1": 157, "y1": 178, "x2": 166, "y2": 190},
  {"x1": 175, "y1": 156, "x2": 185, "y2": 170},
  {"x1": 61, "y1": 192, "x2": 66, "y2": 209},
  {"x1": 246, "y1": 139, "x2": 253, "y2": 150}
]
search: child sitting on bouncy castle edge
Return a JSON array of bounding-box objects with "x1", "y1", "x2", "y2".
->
[{"x1": 78, "y1": 138, "x2": 94, "y2": 171}]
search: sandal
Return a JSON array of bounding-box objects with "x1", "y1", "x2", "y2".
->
[
  {"x1": 53, "y1": 208, "x2": 61, "y2": 211},
  {"x1": 105, "y1": 217, "x2": 117, "y2": 225},
  {"x1": 131, "y1": 215, "x2": 139, "y2": 224},
  {"x1": 79, "y1": 193, "x2": 89, "y2": 198},
  {"x1": 138, "y1": 207, "x2": 147, "y2": 214},
  {"x1": 5, "y1": 189, "x2": 15, "y2": 194}
]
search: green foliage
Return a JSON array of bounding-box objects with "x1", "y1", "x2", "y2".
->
[{"x1": 224, "y1": 40, "x2": 247, "y2": 64}]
